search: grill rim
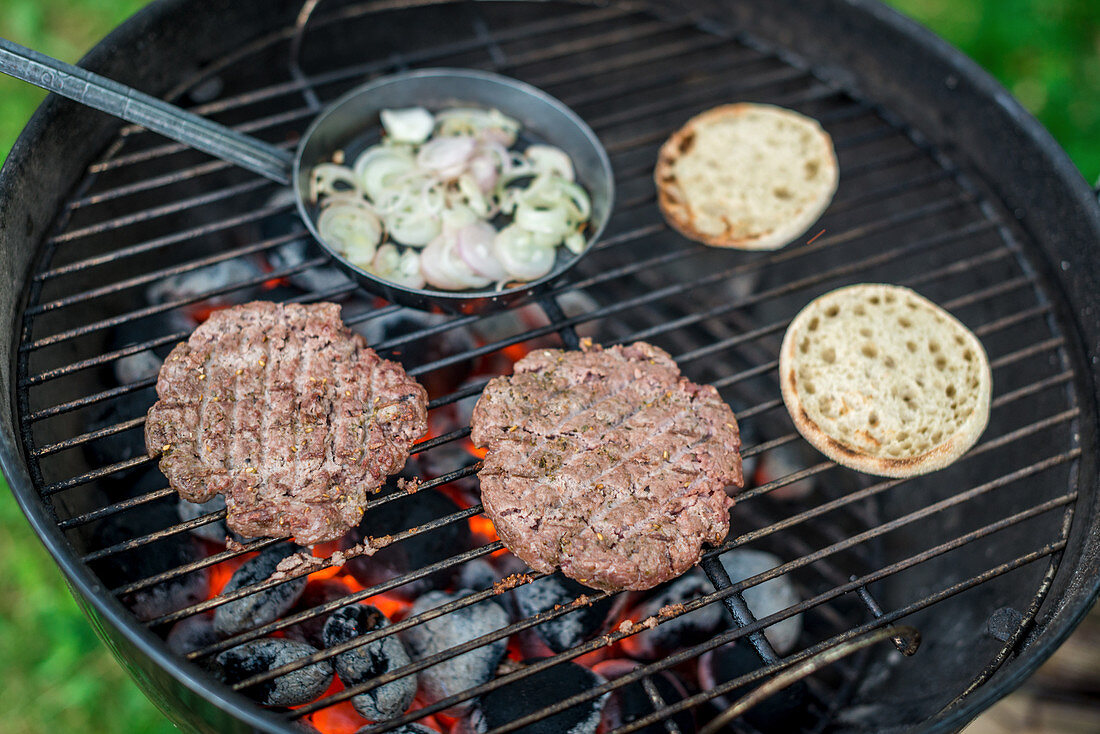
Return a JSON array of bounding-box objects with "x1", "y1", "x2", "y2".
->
[{"x1": 1, "y1": 1, "x2": 1099, "y2": 733}]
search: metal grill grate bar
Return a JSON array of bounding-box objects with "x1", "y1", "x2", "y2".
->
[
  {"x1": 198, "y1": 404, "x2": 1077, "y2": 690},
  {"x1": 317, "y1": 490, "x2": 1077, "y2": 731},
  {"x1": 602, "y1": 538, "x2": 1071, "y2": 734},
  {"x1": 53, "y1": 273, "x2": 1060, "y2": 548}
]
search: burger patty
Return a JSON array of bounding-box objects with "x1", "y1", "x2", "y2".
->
[
  {"x1": 470, "y1": 341, "x2": 743, "y2": 591},
  {"x1": 145, "y1": 301, "x2": 427, "y2": 545}
]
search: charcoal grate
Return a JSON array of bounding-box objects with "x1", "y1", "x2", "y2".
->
[{"x1": 11, "y1": 1, "x2": 1085, "y2": 732}]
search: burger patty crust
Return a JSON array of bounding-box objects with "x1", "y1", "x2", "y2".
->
[
  {"x1": 470, "y1": 341, "x2": 743, "y2": 591},
  {"x1": 145, "y1": 301, "x2": 427, "y2": 545}
]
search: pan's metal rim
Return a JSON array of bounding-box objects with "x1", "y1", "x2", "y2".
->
[
  {"x1": 0, "y1": 1, "x2": 1097, "y2": 733},
  {"x1": 291, "y1": 67, "x2": 615, "y2": 311}
]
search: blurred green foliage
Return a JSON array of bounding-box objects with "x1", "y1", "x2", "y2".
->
[{"x1": 0, "y1": 1, "x2": 1095, "y2": 733}]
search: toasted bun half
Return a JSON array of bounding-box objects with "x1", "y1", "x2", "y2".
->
[
  {"x1": 779, "y1": 284, "x2": 992, "y2": 478},
  {"x1": 655, "y1": 103, "x2": 838, "y2": 250}
]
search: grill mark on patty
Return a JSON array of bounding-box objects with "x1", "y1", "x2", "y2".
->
[
  {"x1": 146, "y1": 302, "x2": 427, "y2": 545},
  {"x1": 473, "y1": 341, "x2": 742, "y2": 591}
]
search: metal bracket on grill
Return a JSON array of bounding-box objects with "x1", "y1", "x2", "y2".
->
[
  {"x1": 697, "y1": 625, "x2": 921, "y2": 734},
  {"x1": 853, "y1": 577, "x2": 919, "y2": 654},
  {"x1": 699, "y1": 555, "x2": 781, "y2": 664}
]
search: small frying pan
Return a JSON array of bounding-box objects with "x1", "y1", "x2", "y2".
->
[{"x1": 0, "y1": 40, "x2": 614, "y2": 313}]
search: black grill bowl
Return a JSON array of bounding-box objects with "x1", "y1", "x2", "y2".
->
[{"x1": 1, "y1": 1, "x2": 1098, "y2": 733}]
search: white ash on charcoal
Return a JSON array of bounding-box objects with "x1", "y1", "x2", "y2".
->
[
  {"x1": 258, "y1": 187, "x2": 354, "y2": 297},
  {"x1": 717, "y1": 549, "x2": 803, "y2": 655},
  {"x1": 698, "y1": 642, "x2": 808, "y2": 731},
  {"x1": 110, "y1": 309, "x2": 197, "y2": 385},
  {"x1": 511, "y1": 574, "x2": 623, "y2": 655},
  {"x1": 214, "y1": 543, "x2": 308, "y2": 636},
  {"x1": 322, "y1": 604, "x2": 417, "y2": 721},
  {"x1": 145, "y1": 258, "x2": 265, "y2": 308},
  {"x1": 90, "y1": 499, "x2": 208, "y2": 622},
  {"x1": 401, "y1": 589, "x2": 510, "y2": 716},
  {"x1": 353, "y1": 309, "x2": 477, "y2": 398},
  {"x1": 284, "y1": 579, "x2": 356, "y2": 648},
  {"x1": 455, "y1": 659, "x2": 607, "y2": 734},
  {"x1": 177, "y1": 494, "x2": 232, "y2": 544},
  {"x1": 592, "y1": 659, "x2": 694, "y2": 734},
  {"x1": 356, "y1": 724, "x2": 437, "y2": 734},
  {"x1": 342, "y1": 489, "x2": 472, "y2": 600},
  {"x1": 215, "y1": 638, "x2": 333, "y2": 707},
  {"x1": 456, "y1": 559, "x2": 498, "y2": 592},
  {"x1": 620, "y1": 569, "x2": 728, "y2": 660},
  {"x1": 166, "y1": 613, "x2": 218, "y2": 657},
  {"x1": 466, "y1": 290, "x2": 601, "y2": 346}
]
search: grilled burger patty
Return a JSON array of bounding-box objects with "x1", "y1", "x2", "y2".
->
[
  {"x1": 145, "y1": 302, "x2": 427, "y2": 545},
  {"x1": 471, "y1": 341, "x2": 743, "y2": 591}
]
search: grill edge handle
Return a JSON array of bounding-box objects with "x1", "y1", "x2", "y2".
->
[
  {"x1": 0, "y1": 37, "x2": 293, "y2": 184},
  {"x1": 697, "y1": 625, "x2": 921, "y2": 734}
]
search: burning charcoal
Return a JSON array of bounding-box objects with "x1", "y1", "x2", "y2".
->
[
  {"x1": 356, "y1": 724, "x2": 437, "y2": 734},
  {"x1": 285, "y1": 579, "x2": 356, "y2": 647},
  {"x1": 215, "y1": 638, "x2": 333, "y2": 707},
  {"x1": 145, "y1": 258, "x2": 264, "y2": 307},
  {"x1": 269, "y1": 237, "x2": 354, "y2": 295},
  {"x1": 592, "y1": 659, "x2": 694, "y2": 734},
  {"x1": 717, "y1": 550, "x2": 802, "y2": 655},
  {"x1": 178, "y1": 494, "x2": 230, "y2": 544},
  {"x1": 620, "y1": 569, "x2": 727, "y2": 660},
  {"x1": 457, "y1": 559, "x2": 498, "y2": 592},
  {"x1": 343, "y1": 489, "x2": 472, "y2": 600},
  {"x1": 214, "y1": 543, "x2": 308, "y2": 636},
  {"x1": 513, "y1": 575, "x2": 619, "y2": 653},
  {"x1": 756, "y1": 442, "x2": 816, "y2": 501},
  {"x1": 698, "y1": 642, "x2": 808, "y2": 731},
  {"x1": 353, "y1": 309, "x2": 476, "y2": 398},
  {"x1": 401, "y1": 589, "x2": 510, "y2": 716},
  {"x1": 166, "y1": 613, "x2": 218, "y2": 657},
  {"x1": 110, "y1": 310, "x2": 196, "y2": 385},
  {"x1": 91, "y1": 499, "x2": 207, "y2": 622},
  {"x1": 323, "y1": 604, "x2": 417, "y2": 721},
  {"x1": 457, "y1": 659, "x2": 607, "y2": 734}
]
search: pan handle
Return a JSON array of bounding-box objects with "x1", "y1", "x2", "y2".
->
[
  {"x1": 698, "y1": 625, "x2": 921, "y2": 734},
  {"x1": 0, "y1": 37, "x2": 294, "y2": 184}
]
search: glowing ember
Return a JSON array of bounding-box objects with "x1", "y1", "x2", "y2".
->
[{"x1": 207, "y1": 554, "x2": 249, "y2": 597}]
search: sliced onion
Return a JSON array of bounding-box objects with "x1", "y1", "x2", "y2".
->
[
  {"x1": 370, "y1": 243, "x2": 425, "y2": 289},
  {"x1": 421, "y1": 232, "x2": 492, "y2": 290},
  {"x1": 380, "y1": 107, "x2": 434, "y2": 144},
  {"x1": 456, "y1": 221, "x2": 508, "y2": 281},
  {"x1": 494, "y1": 224, "x2": 557, "y2": 281},
  {"x1": 358, "y1": 152, "x2": 417, "y2": 202},
  {"x1": 416, "y1": 136, "x2": 476, "y2": 180},
  {"x1": 441, "y1": 203, "x2": 479, "y2": 232},
  {"x1": 455, "y1": 174, "x2": 491, "y2": 218},
  {"x1": 525, "y1": 145, "x2": 574, "y2": 182},
  {"x1": 318, "y1": 203, "x2": 382, "y2": 266},
  {"x1": 515, "y1": 201, "x2": 569, "y2": 235},
  {"x1": 309, "y1": 163, "x2": 358, "y2": 203},
  {"x1": 468, "y1": 153, "x2": 500, "y2": 193},
  {"x1": 387, "y1": 212, "x2": 441, "y2": 248},
  {"x1": 564, "y1": 231, "x2": 587, "y2": 254}
]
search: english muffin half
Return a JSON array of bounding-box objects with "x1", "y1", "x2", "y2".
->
[
  {"x1": 779, "y1": 284, "x2": 992, "y2": 478},
  {"x1": 655, "y1": 103, "x2": 838, "y2": 250}
]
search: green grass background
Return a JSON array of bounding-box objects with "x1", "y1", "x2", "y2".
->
[{"x1": 0, "y1": 1, "x2": 1097, "y2": 732}]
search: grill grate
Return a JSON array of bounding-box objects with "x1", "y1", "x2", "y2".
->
[{"x1": 13, "y1": 1, "x2": 1084, "y2": 732}]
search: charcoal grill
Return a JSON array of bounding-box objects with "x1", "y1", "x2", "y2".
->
[{"x1": 2, "y1": 0, "x2": 1099, "y2": 732}]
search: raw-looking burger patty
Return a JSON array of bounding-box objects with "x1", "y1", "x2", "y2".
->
[
  {"x1": 471, "y1": 341, "x2": 743, "y2": 591},
  {"x1": 145, "y1": 301, "x2": 427, "y2": 545}
]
